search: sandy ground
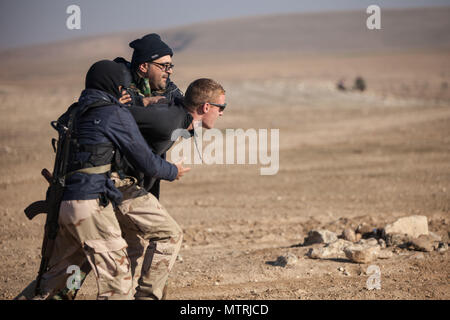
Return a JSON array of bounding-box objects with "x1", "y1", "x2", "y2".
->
[{"x1": 0, "y1": 47, "x2": 449, "y2": 300}]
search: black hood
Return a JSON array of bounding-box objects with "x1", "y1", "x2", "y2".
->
[{"x1": 85, "y1": 60, "x2": 131, "y2": 99}]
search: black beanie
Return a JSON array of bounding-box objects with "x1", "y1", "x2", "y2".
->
[
  {"x1": 129, "y1": 33, "x2": 173, "y2": 69},
  {"x1": 85, "y1": 60, "x2": 131, "y2": 99}
]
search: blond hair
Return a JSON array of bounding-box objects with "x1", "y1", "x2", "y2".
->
[{"x1": 184, "y1": 78, "x2": 225, "y2": 111}]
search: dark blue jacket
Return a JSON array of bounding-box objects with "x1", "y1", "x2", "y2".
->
[{"x1": 62, "y1": 89, "x2": 178, "y2": 205}]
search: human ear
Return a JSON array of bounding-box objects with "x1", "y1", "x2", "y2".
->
[
  {"x1": 139, "y1": 63, "x2": 148, "y2": 73},
  {"x1": 202, "y1": 103, "x2": 209, "y2": 114}
]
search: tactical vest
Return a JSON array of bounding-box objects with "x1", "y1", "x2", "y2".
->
[{"x1": 59, "y1": 101, "x2": 124, "y2": 180}]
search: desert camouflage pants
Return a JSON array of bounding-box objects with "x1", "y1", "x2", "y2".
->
[
  {"x1": 45, "y1": 176, "x2": 183, "y2": 300},
  {"x1": 113, "y1": 175, "x2": 183, "y2": 300},
  {"x1": 38, "y1": 199, "x2": 133, "y2": 300}
]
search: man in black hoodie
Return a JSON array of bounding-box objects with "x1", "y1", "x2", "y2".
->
[{"x1": 33, "y1": 60, "x2": 189, "y2": 300}]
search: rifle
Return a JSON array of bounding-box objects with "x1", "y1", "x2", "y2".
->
[{"x1": 24, "y1": 106, "x2": 77, "y2": 296}]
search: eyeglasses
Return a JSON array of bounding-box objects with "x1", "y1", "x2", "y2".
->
[
  {"x1": 208, "y1": 102, "x2": 227, "y2": 112},
  {"x1": 150, "y1": 62, "x2": 174, "y2": 72}
]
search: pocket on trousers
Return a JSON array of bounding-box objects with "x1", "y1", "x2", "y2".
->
[{"x1": 84, "y1": 238, "x2": 128, "y2": 253}]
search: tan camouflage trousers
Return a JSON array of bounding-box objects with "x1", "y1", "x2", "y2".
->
[
  {"x1": 113, "y1": 175, "x2": 183, "y2": 300},
  {"x1": 45, "y1": 176, "x2": 183, "y2": 300},
  {"x1": 38, "y1": 199, "x2": 133, "y2": 300}
]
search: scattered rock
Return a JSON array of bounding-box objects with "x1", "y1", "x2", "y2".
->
[
  {"x1": 409, "y1": 235, "x2": 435, "y2": 252},
  {"x1": 343, "y1": 271, "x2": 350, "y2": 276},
  {"x1": 362, "y1": 238, "x2": 379, "y2": 247},
  {"x1": 378, "y1": 250, "x2": 394, "y2": 259},
  {"x1": 273, "y1": 253, "x2": 298, "y2": 267},
  {"x1": 355, "y1": 233, "x2": 362, "y2": 242},
  {"x1": 356, "y1": 223, "x2": 375, "y2": 236},
  {"x1": 383, "y1": 215, "x2": 429, "y2": 239},
  {"x1": 307, "y1": 247, "x2": 328, "y2": 259},
  {"x1": 409, "y1": 252, "x2": 425, "y2": 260},
  {"x1": 428, "y1": 232, "x2": 442, "y2": 242},
  {"x1": 344, "y1": 246, "x2": 380, "y2": 264},
  {"x1": 378, "y1": 238, "x2": 386, "y2": 249},
  {"x1": 295, "y1": 288, "x2": 307, "y2": 297},
  {"x1": 385, "y1": 233, "x2": 411, "y2": 247},
  {"x1": 304, "y1": 230, "x2": 338, "y2": 245},
  {"x1": 437, "y1": 242, "x2": 448, "y2": 252},
  {"x1": 177, "y1": 254, "x2": 184, "y2": 262},
  {"x1": 342, "y1": 228, "x2": 357, "y2": 242},
  {"x1": 328, "y1": 239, "x2": 354, "y2": 251},
  {"x1": 337, "y1": 267, "x2": 344, "y2": 272},
  {"x1": 307, "y1": 239, "x2": 354, "y2": 259}
]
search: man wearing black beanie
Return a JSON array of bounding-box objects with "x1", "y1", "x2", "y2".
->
[{"x1": 114, "y1": 33, "x2": 183, "y2": 107}]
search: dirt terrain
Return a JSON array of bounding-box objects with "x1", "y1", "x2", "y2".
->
[{"x1": 0, "y1": 8, "x2": 449, "y2": 300}]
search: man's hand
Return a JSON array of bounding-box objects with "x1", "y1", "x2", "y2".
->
[
  {"x1": 119, "y1": 90, "x2": 132, "y2": 104},
  {"x1": 143, "y1": 96, "x2": 166, "y2": 106},
  {"x1": 174, "y1": 160, "x2": 191, "y2": 180}
]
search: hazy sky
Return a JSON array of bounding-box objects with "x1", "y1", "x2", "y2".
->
[{"x1": 1, "y1": 0, "x2": 449, "y2": 50}]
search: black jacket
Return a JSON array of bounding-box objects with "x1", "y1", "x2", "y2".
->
[{"x1": 124, "y1": 98, "x2": 193, "y2": 198}]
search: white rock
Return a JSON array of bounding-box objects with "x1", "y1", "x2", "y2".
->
[
  {"x1": 384, "y1": 215, "x2": 428, "y2": 239},
  {"x1": 409, "y1": 235, "x2": 435, "y2": 252},
  {"x1": 364, "y1": 238, "x2": 379, "y2": 247},
  {"x1": 344, "y1": 246, "x2": 380, "y2": 264},
  {"x1": 274, "y1": 253, "x2": 298, "y2": 266},
  {"x1": 307, "y1": 247, "x2": 327, "y2": 259},
  {"x1": 307, "y1": 239, "x2": 354, "y2": 259},
  {"x1": 304, "y1": 230, "x2": 338, "y2": 245},
  {"x1": 327, "y1": 239, "x2": 355, "y2": 251},
  {"x1": 342, "y1": 228, "x2": 357, "y2": 242}
]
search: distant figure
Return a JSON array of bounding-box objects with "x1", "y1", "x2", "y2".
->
[
  {"x1": 353, "y1": 77, "x2": 366, "y2": 92},
  {"x1": 337, "y1": 79, "x2": 347, "y2": 91}
]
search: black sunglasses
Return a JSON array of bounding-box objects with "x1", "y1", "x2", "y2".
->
[
  {"x1": 150, "y1": 62, "x2": 174, "y2": 72},
  {"x1": 208, "y1": 102, "x2": 227, "y2": 111}
]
